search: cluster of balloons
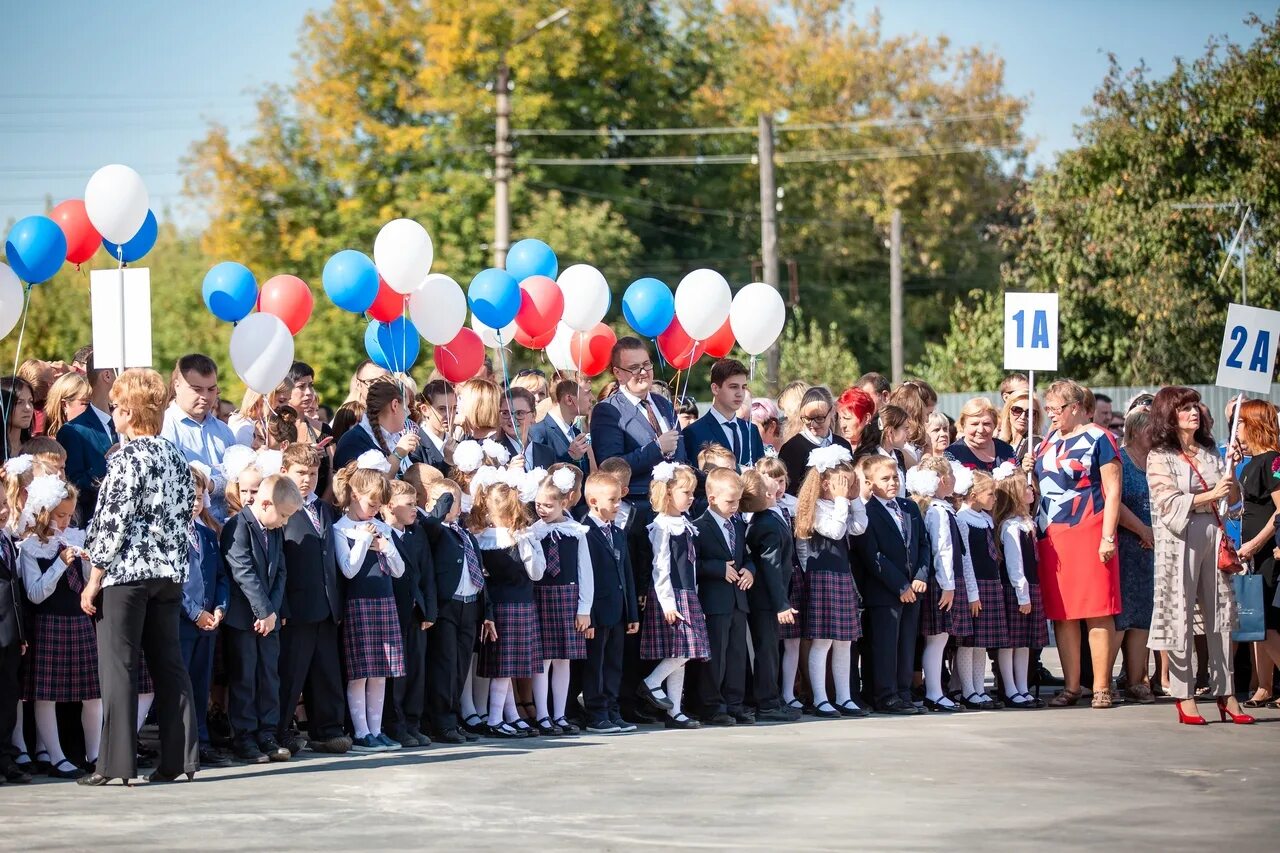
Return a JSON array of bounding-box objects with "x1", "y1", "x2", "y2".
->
[
  {"x1": 202, "y1": 261, "x2": 315, "y2": 394},
  {"x1": 2, "y1": 164, "x2": 157, "y2": 341}
]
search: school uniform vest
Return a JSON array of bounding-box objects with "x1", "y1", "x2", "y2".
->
[
  {"x1": 663, "y1": 531, "x2": 698, "y2": 593},
  {"x1": 803, "y1": 533, "x2": 850, "y2": 575},
  {"x1": 1016, "y1": 526, "x2": 1039, "y2": 585},
  {"x1": 536, "y1": 534, "x2": 581, "y2": 587},
  {"x1": 32, "y1": 555, "x2": 85, "y2": 617},
  {"x1": 345, "y1": 550, "x2": 395, "y2": 600},
  {"x1": 944, "y1": 509, "x2": 967, "y2": 581},
  {"x1": 965, "y1": 524, "x2": 1000, "y2": 581},
  {"x1": 482, "y1": 546, "x2": 535, "y2": 605}
]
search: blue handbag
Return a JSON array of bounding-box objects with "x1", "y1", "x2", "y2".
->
[{"x1": 1231, "y1": 570, "x2": 1265, "y2": 643}]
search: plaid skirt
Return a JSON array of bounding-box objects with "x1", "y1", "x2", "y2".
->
[
  {"x1": 920, "y1": 580, "x2": 973, "y2": 639},
  {"x1": 640, "y1": 588, "x2": 711, "y2": 661},
  {"x1": 342, "y1": 596, "x2": 406, "y2": 680},
  {"x1": 958, "y1": 579, "x2": 1010, "y2": 649},
  {"x1": 777, "y1": 570, "x2": 806, "y2": 641},
  {"x1": 137, "y1": 653, "x2": 154, "y2": 694},
  {"x1": 479, "y1": 601, "x2": 543, "y2": 678},
  {"x1": 534, "y1": 584, "x2": 586, "y2": 661},
  {"x1": 1002, "y1": 583, "x2": 1049, "y2": 649},
  {"x1": 24, "y1": 614, "x2": 100, "y2": 702},
  {"x1": 802, "y1": 571, "x2": 861, "y2": 642}
]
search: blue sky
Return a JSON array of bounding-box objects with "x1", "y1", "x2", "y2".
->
[{"x1": 0, "y1": 1, "x2": 1271, "y2": 230}]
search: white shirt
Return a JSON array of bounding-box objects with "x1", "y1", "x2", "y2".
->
[
  {"x1": 710, "y1": 407, "x2": 746, "y2": 464},
  {"x1": 531, "y1": 518, "x2": 595, "y2": 615},
  {"x1": 421, "y1": 426, "x2": 446, "y2": 459},
  {"x1": 955, "y1": 507, "x2": 993, "y2": 603},
  {"x1": 91, "y1": 404, "x2": 113, "y2": 435},
  {"x1": 800, "y1": 428, "x2": 832, "y2": 448},
  {"x1": 613, "y1": 501, "x2": 632, "y2": 531},
  {"x1": 474, "y1": 527, "x2": 546, "y2": 582},
  {"x1": 812, "y1": 496, "x2": 868, "y2": 541},
  {"x1": 547, "y1": 410, "x2": 576, "y2": 444},
  {"x1": 999, "y1": 517, "x2": 1034, "y2": 606},
  {"x1": 620, "y1": 387, "x2": 670, "y2": 434},
  {"x1": 647, "y1": 513, "x2": 694, "y2": 614},
  {"x1": 20, "y1": 534, "x2": 90, "y2": 603},
  {"x1": 706, "y1": 507, "x2": 738, "y2": 554},
  {"x1": 333, "y1": 515, "x2": 405, "y2": 580},
  {"x1": 924, "y1": 500, "x2": 957, "y2": 592}
]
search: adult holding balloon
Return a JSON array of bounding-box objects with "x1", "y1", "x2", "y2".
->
[
  {"x1": 590, "y1": 336, "x2": 688, "y2": 501},
  {"x1": 160, "y1": 354, "x2": 238, "y2": 522},
  {"x1": 332, "y1": 376, "x2": 425, "y2": 472}
]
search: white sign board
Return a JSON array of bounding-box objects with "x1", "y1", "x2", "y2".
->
[
  {"x1": 1216, "y1": 303, "x2": 1280, "y2": 394},
  {"x1": 1003, "y1": 292, "x2": 1059, "y2": 371},
  {"x1": 90, "y1": 267, "x2": 153, "y2": 370}
]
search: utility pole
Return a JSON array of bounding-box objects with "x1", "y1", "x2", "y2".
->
[
  {"x1": 758, "y1": 112, "x2": 781, "y2": 394},
  {"x1": 889, "y1": 208, "x2": 903, "y2": 385},
  {"x1": 490, "y1": 8, "x2": 571, "y2": 270}
]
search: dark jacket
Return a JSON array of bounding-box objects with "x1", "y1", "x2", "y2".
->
[
  {"x1": 332, "y1": 422, "x2": 436, "y2": 471},
  {"x1": 0, "y1": 533, "x2": 25, "y2": 646},
  {"x1": 281, "y1": 500, "x2": 343, "y2": 624},
  {"x1": 391, "y1": 524, "x2": 438, "y2": 627},
  {"x1": 418, "y1": 494, "x2": 494, "y2": 622},
  {"x1": 692, "y1": 511, "x2": 752, "y2": 615},
  {"x1": 584, "y1": 517, "x2": 638, "y2": 628},
  {"x1": 529, "y1": 416, "x2": 589, "y2": 477},
  {"x1": 221, "y1": 507, "x2": 287, "y2": 631},
  {"x1": 56, "y1": 407, "x2": 114, "y2": 523},
  {"x1": 682, "y1": 411, "x2": 765, "y2": 470},
  {"x1": 589, "y1": 392, "x2": 688, "y2": 497},
  {"x1": 745, "y1": 508, "x2": 793, "y2": 614},
  {"x1": 181, "y1": 523, "x2": 230, "y2": 631},
  {"x1": 856, "y1": 497, "x2": 930, "y2": 607}
]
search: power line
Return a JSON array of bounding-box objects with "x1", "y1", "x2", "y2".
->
[
  {"x1": 520, "y1": 140, "x2": 1019, "y2": 167},
  {"x1": 510, "y1": 110, "x2": 1018, "y2": 138}
]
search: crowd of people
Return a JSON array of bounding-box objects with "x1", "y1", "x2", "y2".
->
[{"x1": 0, "y1": 336, "x2": 1272, "y2": 787}]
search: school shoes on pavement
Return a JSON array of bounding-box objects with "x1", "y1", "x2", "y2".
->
[
  {"x1": 534, "y1": 717, "x2": 564, "y2": 736},
  {"x1": 258, "y1": 736, "x2": 291, "y2": 762},
  {"x1": 198, "y1": 746, "x2": 233, "y2": 768},
  {"x1": 664, "y1": 713, "x2": 701, "y2": 730},
  {"x1": 280, "y1": 731, "x2": 309, "y2": 755},
  {"x1": 961, "y1": 694, "x2": 998, "y2": 711},
  {"x1": 388, "y1": 728, "x2": 419, "y2": 747},
  {"x1": 0, "y1": 757, "x2": 32, "y2": 784},
  {"x1": 308, "y1": 735, "x2": 353, "y2": 754},
  {"x1": 375, "y1": 733, "x2": 401, "y2": 750},
  {"x1": 554, "y1": 717, "x2": 580, "y2": 735},
  {"x1": 875, "y1": 699, "x2": 919, "y2": 716},
  {"x1": 349, "y1": 734, "x2": 388, "y2": 753},
  {"x1": 922, "y1": 698, "x2": 964, "y2": 713},
  {"x1": 636, "y1": 682, "x2": 675, "y2": 712},
  {"x1": 731, "y1": 709, "x2": 756, "y2": 725},
  {"x1": 48, "y1": 759, "x2": 85, "y2": 780},
  {"x1": 837, "y1": 701, "x2": 870, "y2": 718},
  {"x1": 586, "y1": 720, "x2": 622, "y2": 734},
  {"x1": 702, "y1": 711, "x2": 737, "y2": 727},
  {"x1": 436, "y1": 728, "x2": 468, "y2": 745},
  {"x1": 756, "y1": 706, "x2": 803, "y2": 723},
  {"x1": 233, "y1": 740, "x2": 270, "y2": 764},
  {"x1": 485, "y1": 722, "x2": 525, "y2": 739},
  {"x1": 811, "y1": 701, "x2": 842, "y2": 719},
  {"x1": 610, "y1": 714, "x2": 638, "y2": 732}
]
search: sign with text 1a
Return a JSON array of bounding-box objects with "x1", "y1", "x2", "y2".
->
[
  {"x1": 1003, "y1": 292, "x2": 1059, "y2": 371},
  {"x1": 1216, "y1": 303, "x2": 1280, "y2": 394}
]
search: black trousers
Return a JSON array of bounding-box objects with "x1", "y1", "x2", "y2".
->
[
  {"x1": 0, "y1": 642, "x2": 20, "y2": 759},
  {"x1": 277, "y1": 618, "x2": 345, "y2": 740},
  {"x1": 96, "y1": 579, "x2": 197, "y2": 779},
  {"x1": 386, "y1": 622, "x2": 427, "y2": 733},
  {"x1": 224, "y1": 625, "x2": 281, "y2": 741},
  {"x1": 747, "y1": 609, "x2": 782, "y2": 711},
  {"x1": 425, "y1": 597, "x2": 477, "y2": 735},
  {"x1": 583, "y1": 621, "x2": 625, "y2": 722},
  {"x1": 695, "y1": 610, "x2": 748, "y2": 715},
  {"x1": 867, "y1": 602, "x2": 921, "y2": 707}
]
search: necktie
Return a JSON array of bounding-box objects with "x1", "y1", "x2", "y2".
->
[
  {"x1": 638, "y1": 398, "x2": 661, "y2": 436},
  {"x1": 567, "y1": 421, "x2": 580, "y2": 439},
  {"x1": 107, "y1": 415, "x2": 119, "y2": 445},
  {"x1": 606, "y1": 522, "x2": 621, "y2": 562},
  {"x1": 889, "y1": 502, "x2": 908, "y2": 543},
  {"x1": 986, "y1": 524, "x2": 999, "y2": 564},
  {"x1": 545, "y1": 532, "x2": 562, "y2": 578},
  {"x1": 722, "y1": 518, "x2": 736, "y2": 555},
  {"x1": 188, "y1": 524, "x2": 202, "y2": 568},
  {"x1": 728, "y1": 419, "x2": 742, "y2": 464},
  {"x1": 376, "y1": 549, "x2": 393, "y2": 576},
  {"x1": 780, "y1": 505, "x2": 793, "y2": 530},
  {"x1": 304, "y1": 501, "x2": 322, "y2": 534},
  {"x1": 63, "y1": 551, "x2": 85, "y2": 594},
  {"x1": 451, "y1": 523, "x2": 485, "y2": 588}
]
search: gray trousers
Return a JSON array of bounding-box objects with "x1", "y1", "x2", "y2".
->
[{"x1": 1167, "y1": 514, "x2": 1232, "y2": 699}]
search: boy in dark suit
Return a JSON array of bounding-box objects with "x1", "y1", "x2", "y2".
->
[
  {"x1": 221, "y1": 474, "x2": 302, "y2": 762},
  {"x1": 692, "y1": 467, "x2": 754, "y2": 726},
  {"x1": 276, "y1": 445, "x2": 350, "y2": 756},
  {"x1": 681, "y1": 358, "x2": 765, "y2": 470},
  {"x1": 855, "y1": 456, "x2": 930, "y2": 715},
  {"x1": 413, "y1": 380, "x2": 456, "y2": 473},
  {"x1": 581, "y1": 473, "x2": 640, "y2": 733},
  {"x1": 383, "y1": 479, "x2": 437, "y2": 748}
]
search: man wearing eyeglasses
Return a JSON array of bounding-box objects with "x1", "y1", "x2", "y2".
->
[
  {"x1": 590, "y1": 336, "x2": 687, "y2": 499},
  {"x1": 681, "y1": 358, "x2": 764, "y2": 470}
]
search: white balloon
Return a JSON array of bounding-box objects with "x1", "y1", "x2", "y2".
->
[
  {"x1": 729, "y1": 282, "x2": 786, "y2": 355},
  {"x1": 470, "y1": 314, "x2": 517, "y2": 349},
  {"x1": 374, "y1": 219, "x2": 434, "y2": 295},
  {"x1": 556, "y1": 264, "x2": 610, "y2": 331},
  {"x1": 230, "y1": 313, "x2": 295, "y2": 394},
  {"x1": 546, "y1": 323, "x2": 577, "y2": 373},
  {"x1": 410, "y1": 274, "x2": 467, "y2": 345},
  {"x1": 0, "y1": 264, "x2": 24, "y2": 340},
  {"x1": 674, "y1": 268, "x2": 731, "y2": 341},
  {"x1": 84, "y1": 164, "x2": 150, "y2": 245}
]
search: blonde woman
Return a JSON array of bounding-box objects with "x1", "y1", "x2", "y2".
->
[
  {"x1": 776, "y1": 380, "x2": 811, "y2": 442},
  {"x1": 228, "y1": 379, "x2": 294, "y2": 447},
  {"x1": 946, "y1": 397, "x2": 1017, "y2": 474},
  {"x1": 997, "y1": 394, "x2": 1045, "y2": 461},
  {"x1": 456, "y1": 378, "x2": 503, "y2": 441},
  {"x1": 43, "y1": 372, "x2": 91, "y2": 439}
]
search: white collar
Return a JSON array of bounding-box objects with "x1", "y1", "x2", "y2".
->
[
  {"x1": 91, "y1": 404, "x2": 113, "y2": 429},
  {"x1": 620, "y1": 387, "x2": 651, "y2": 410},
  {"x1": 710, "y1": 407, "x2": 738, "y2": 427},
  {"x1": 958, "y1": 507, "x2": 993, "y2": 527},
  {"x1": 532, "y1": 518, "x2": 589, "y2": 539},
  {"x1": 649, "y1": 513, "x2": 693, "y2": 536},
  {"x1": 876, "y1": 496, "x2": 899, "y2": 510},
  {"x1": 548, "y1": 409, "x2": 574, "y2": 438},
  {"x1": 707, "y1": 508, "x2": 734, "y2": 528},
  {"x1": 801, "y1": 428, "x2": 831, "y2": 447},
  {"x1": 587, "y1": 514, "x2": 617, "y2": 530}
]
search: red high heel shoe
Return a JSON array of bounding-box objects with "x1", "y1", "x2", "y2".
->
[
  {"x1": 1176, "y1": 701, "x2": 1207, "y2": 726},
  {"x1": 1217, "y1": 698, "x2": 1256, "y2": 725}
]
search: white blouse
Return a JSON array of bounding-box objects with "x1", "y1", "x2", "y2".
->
[
  {"x1": 999, "y1": 517, "x2": 1035, "y2": 606},
  {"x1": 648, "y1": 513, "x2": 694, "y2": 615},
  {"x1": 333, "y1": 515, "x2": 405, "y2": 580},
  {"x1": 474, "y1": 527, "x2": 546, "y2": 581},
  {"x1": 20, "y1": 533, "x2": 90, "y2": 604},
  {"x1": 812, "y1": 496, "x2": 868, "y2": 540},
  {"x1": 924, "y1": 500, "x2": 957, "y2": 591}
]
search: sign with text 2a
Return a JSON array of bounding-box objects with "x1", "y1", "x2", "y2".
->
[
  {"x1": 1003, "y1": 292, "x2": 1059, "y2": 371},
  {"x1": 1216, "y1": 303, "x2": 1280, "y2": 394}
]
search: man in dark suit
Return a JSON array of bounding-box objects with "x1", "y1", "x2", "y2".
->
[
  {"x1": 681, "y1": 358, "x2": 765, "y2": 470},
  {"x1": 221, "y1": 475, "x2": 302, "y2": 762},
  {"x1": 276, "y1": 446, "x2": 349, "y2": 755},
  {"x1": 692, "y1": 468, "x2": 754, "y2": 725},
  {"x1": 529, "y1": 376, "x2": 593, "y2": 479},
  {"x1": 56, "y1": 350, "x2": 116, "y2": 524},
  {"x1": 590, "y1": 336, "x2": 688, "y2": 500},
  {"x1": 414, "y1": 379, "x2": 457, "y2": 473},
  {"x1": 855, "y1": 456, "x2": 930, "y2": 715}
]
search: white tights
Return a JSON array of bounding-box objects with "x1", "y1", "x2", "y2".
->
[
  {"x1": 780, "y1": 639, "x2": 802, "y2": 705},
  {"x1": 922, "y1": 633, "x2": 955, "y2": 705},
  {"x1": 807, "y1": 639, "x2": 852, "y2": 708},
  {"x1": 35, "y1": 698, "x2": 102, "y2": 767},
  {"x1": 486, "y1": 677, "x2": 521, "y2": 727},
  {"x1": 644, "y1": 658, "x2": 689, "y2": 717},
  {"x1": 346, "y1": 677, "x2": 387, "y2": 739},
  {"x1": 460, "y1": 655, "x2": 489, "y2": 720},
  {"x1": 533, "y1": 659, "x2": 572, "y2": 722},
  {"x1": 954, "y1": 647, "x2": 991, "y2": 700},
  {"x1": 137, "y1": 692, "x2": 155, "y2": 732},
  {"x1": 997, "y1": 648, "x2": 1031, "y2": 698}
]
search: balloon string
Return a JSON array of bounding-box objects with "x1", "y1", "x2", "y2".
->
[
  {"x1": 495, "y1": 331, "x2": 522, "y2": 453},
  {"x1": 3, "y1": 284, "x2": 33, "y2": 460},
  {"x1": 749, "y1": 354, "x2": 756, "y2": 383},
  {"x1": 653, "y1": 337, "x2": 666, "y2": 370},
  {"x1": 680, "y1": 340, "x2": 700, "y2": 403}
]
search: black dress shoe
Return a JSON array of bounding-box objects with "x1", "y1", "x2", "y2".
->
[
  {"x1": 233, "y1": 741, "x2": 270, "y2": 764},
  {"x1": 837, "y1": 701, "x2": 870, "y2": 718},
  {"x1": 1037, "y1": 664, "x2": 1064, "y2": 687},
  {"x1": 258, "y1": 737, "x2": 291, "y2": 762},
  {"x1": 1003, "y1": 694, "x2": 1039, "y2": 710},
  {"x1": 664, "y1": 714, "x2": 701, "y2": 730},
  {"x1": 731, "y1": 710, "x2": 756, "y2": 725},
  {"x1": 756, "y1": 707, "x2": 801, "y2": 722},
  {"x1": 48, "y1": 759, "x2": 86, "y2": 780},
  {"x1": 875, "y1": 699, "x2": 920, "y2": 716},
  {"x1": 437, "y1": 729, "x2": 467, "y2": 745},
  {"x1": 923, "y1": 698, "x2": 963, "y2": 713},
  {"x1": 198, "y1": 746, "x2": 233, "y2": 768},
  {"x1": 636, "y1": 682, "x2": 675, "y2": 712},
  {"x1": 486, "y1": 722, "x2": 523, "y2": 739},
  {"x1": 308, "y1": 736, "x2": 353, "y2": 754},
  {"x1": 406, "y1": 727, "x2": 431, "y2": 747},
  {"x1": 147, "y1": 769, "x2": 196, "y2": 783},
  {"x1": 961, "y1": 694, "x2": 997, "y2": 711},
  {"x1": 811, "y1": 701, "x2": 841, "y2": 719},
  {"x1": 702, "y1": 711, "x2": 737, "y2": 727},
  {"x1": 623, "y1": 704, "x2": 662, "y2": 725},
  {"x1": 0, "y1": 758, "x2": 32, "y2": 784}
]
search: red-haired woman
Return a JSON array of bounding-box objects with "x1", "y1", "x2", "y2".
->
[{"x1": 1233, "y1": 398, "x2": 1280, "y2": 708}]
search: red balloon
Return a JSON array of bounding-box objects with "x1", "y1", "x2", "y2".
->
[
  {"x1": 657, "y1": 316, "x2": 706, "y2": 370},
  {"x1": 514, "y1": 274, "x2": 564, "y2": 339},
  {"x1": 702, "y1": 318, "x2": 736, "y2": 359},
  {"x1": 257, "y1": 274, "x2": 313, "y2": 335},
  {"x1": 367, "y1": 277, "x2": 405, "y2": 323},
  {"x1": 514, "y1": 326, "x2": 556, "y2": 349},
  {"x1": 435, "y1": 328, "x2": 485, "y2": 383},
  {"x1": 50, "y1": 199, "x2": 100, "y2": 265},
  {"x1": 568, "y1": 323, "x2": 617, "y2": 376}
]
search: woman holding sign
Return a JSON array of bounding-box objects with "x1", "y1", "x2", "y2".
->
[
  {"x1": 1145, "y1": 386, "x2": 1252, "y2": 725},
  {"x1": 1033, "y1": 379, "x2": 1122, "y2": 709}
]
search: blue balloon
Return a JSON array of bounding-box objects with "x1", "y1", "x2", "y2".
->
[
  {"x1": 365, "y1": 317, "x2": 420, "y2": 372},
  {"x1": 323, "y1": 249, "x2": 379, "y2": 314},
  {"x1": 102, "y1": 209, "x2": 158, "y2": 263},
  {"x1": 468, "y1": 267, "x2": 521, "y2": 329},
  {"x1": 506, "y1": 238, "x2": 558, "y2": 281},
  {"x1": 202, "y1": 262, "x2": 258, "y2": 322},
  {"x1": 5, "y1": 215, "x2": 67, "y2": 284},
  {"x1": 622, "y1": 277, "x2": 675, "y2": 337}
]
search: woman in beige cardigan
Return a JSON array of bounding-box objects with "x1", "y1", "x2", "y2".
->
[{"x1": 1145, "y1": 386, "x2": 1254, "y2": 726}]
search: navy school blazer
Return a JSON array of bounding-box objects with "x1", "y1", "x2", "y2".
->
[
  {"x1": 584, "y1": 518, "x2": 639, "y2": 627},
  {"x1": 391, "y1": 524, "x2": 439, "y2": 627},
  {"x1": 745, "y1": 508, "x2": 793, "y2": 615},
  {"x1": 221, "y1": 507, "x2": 287, "y2": 631},
  {"x1": 692, "y1": 510, "x2": 752, "y2": 615},
  {"x1": 855, "y1": 497, "x2": 931, "y2": 607},
  {"x1": 681, "y1": 410, "x2": 766, "y2": 470},
  {"x1": 57, "y1": 407, "x2": 114, "y2": 523},
  {"x1": 281, "y1": 500, "x2": 343, "y2": 624}
]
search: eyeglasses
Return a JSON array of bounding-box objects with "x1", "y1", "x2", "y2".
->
[
  {"x1": 1044, "y1": 404, "x2": 1069, "y2": 415},
  {"x1": 512, "y1": 409, "x2": 532, "y2": 421},
  {"x1": 615, "y1": 361, "x2": 653, "y2": 376},
  {"x1": 801, "y1": 411, "x2": 831, "y2": 425},
  {"x1": 1010, "y1": 406, "x2": 1028, "y2": 417}
]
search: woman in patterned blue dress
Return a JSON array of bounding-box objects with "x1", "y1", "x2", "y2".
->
[{"x1": 1116, "y1": 409, "x2": 1155, "y2": 703}]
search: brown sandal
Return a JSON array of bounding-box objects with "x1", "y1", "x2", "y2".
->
[
  {"x1": 1091, "y1": 688, "x2": 1114, "y2": 709},
  {"x1": 1048, "y1": 688, "x2": 1083, "y2": 707}
]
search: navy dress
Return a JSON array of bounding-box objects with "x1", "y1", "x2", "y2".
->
[
  {"x1": 640, "y1": 516, "x2": 711, "y2": 661},
  {"x1": 20, "y1": 545, "x2": 100, "y2": 702},
  {"x1": 477, "y1": 531, "x2": 545, "y2": 678},
  {"x1": 956, "y1": 510, "x2": 1009, "y2": 649},
  {"x1": 533, "y1": 523, "x2": 589, "y2": 661},
  {"x1": 1116, "y1": 449, "x2": 1155, "y2": 632},
  {"x1": 338, "y1": 525, "x2": 406, "y2": 681}
]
